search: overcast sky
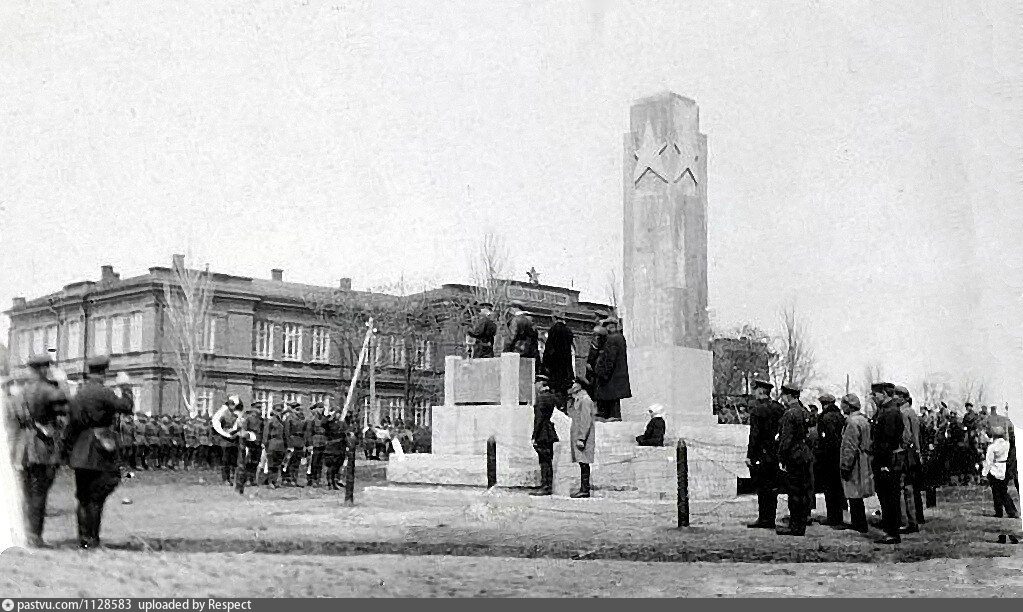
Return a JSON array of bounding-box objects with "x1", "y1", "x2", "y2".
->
[{"x1": 2, "y1": 1, "x2": 1020, "y2": 403}]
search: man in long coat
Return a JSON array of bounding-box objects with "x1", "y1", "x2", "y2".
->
[
  {"x1": 776, "y1": 383, "x2": 814, "y2": 536},
  {"x1": 839, "y1": 394, "x2": 874, "y2": 533},
  {"x1": 505, "y1": 308, "x2": 541, "y2": 364},
  {"x1": 593, "y1": 318, "x2": 631, "y2": 421},
  {"x1": 541, "y1": 312, "x2": 575, "y2": 408},
  {"x1": 896, "y1": 386, "x2": 924, "y2": 532},
  {"x1": 281, "y1": 402, "x2": 307, "y2": 486},
  {"x1": 745, "y1": 380, "x2": 785, "y2": 529},
  {"x1": 12, "y1": 355, "x2": 70, "y2": 548},
  {"x1": 871, "y1": 382, "x2": 906, "y2": 544},
  {"x1": 61, "y1": 357, "x2": 134, "y2": 549},
  {"x1": 262, "y1": 403, "x2": 288, "y2": 488},
  {"x1": 305, "y1": 403, "x2": 329, "y2": 487},
  {"x1": 815, "y1": 393, "x2": 847, "y2": 527},
  {"x1": 566, "y1": 378, "x2": 596, "y2": 498},
  {"x1": 467, "y1": 304, "x2": 498, "y2": 359}
]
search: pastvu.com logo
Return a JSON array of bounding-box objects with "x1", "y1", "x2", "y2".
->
[{"x1": 2, "y1": 598, "x2": 16, "y2": 611}]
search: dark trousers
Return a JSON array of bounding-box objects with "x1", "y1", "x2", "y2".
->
[
  {"x1": 848, "y1": 498, "x2": 868, "y2": 532},
  {"x1": 901, "y1": 470, "x2": 924, "y2": 528},
  {"x1": 324, "y1": 452, "x2": 346, "y2": 485},
  {"x1": 578, "y1": 462, "x2": 591, "y2": 492},
  {"x1": 266, "y1": 449, "x2": 286, "y2": 486},
  {"x1": 20, "y1": 464, "x2": 58, "y2": 541},
  {"x1": 283, "y1": 447, "x2": 304, "y2": 483},
  {"x1": 819, "y1": 465, "x2": 846, "y2": 524},
  {"x1": 535, "y1": 444, "x2": 554, "y2": 490},
  {"x1": 309, "y1": 447, "x2": 325, "y2": 482},
  {"x1": 73, "y1": 468, "x2": 120, "y2": 547},
  {"x1": 136, "y1": 444, "x2": 150, "y2": 469},
  {"x1": 875, "y1": 470, "x2": 903, "y2": 537},
  {"x1": 784, "y1": 463, "x2": 812, "y2": 534},
  {"x1": 989, "y1": 475, "x2": 1019, "y2": 518},
  {"x1": 234, "y1": 444, "x2": 260, "y2": 493},
  {"x1": 221, "y1": 445, "x2": 238, "y2": 483},
  {"x1": 123, "y1": 445, "x2": 136, "y2": 469},
  {"x1": 751, "y1": 463, "x2": 779, "y2": 526},
  {"x1": 596, "y1": 400, "x2": 621, "y2": 420}
]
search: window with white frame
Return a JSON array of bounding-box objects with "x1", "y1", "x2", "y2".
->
[
  {"x1": 129, "y1": 312, "x2": 143, "y2": 352},
  {"x1": 31, "y1": 327, "x2": 45, "y2": 356},
  {"x1": 67, "y1": 320, "x2": 82, "y2": 359},
  {"x1": 253, "y1": 389, "x2": 274, "y2": 413},
  {"x1": 282, "y1": 323, "x2": 302, "y2": 361},
  {"x1": 18, "y1": 330, "x2": 31, "y2": 363},
  {"x1": 282, "y1": 391, "x2": 302, "y2": 407},
  {"x1": 311, "y1": 392, "x2": 331, "y2": 410},
  {"x1": 197, "y1": 388, "x2": 215, "y2": 415},
  {"x1": 310, "y1": 327, "x2": 330, "y2": 363},
  {"x1": 201, "y1": 317, "x2": 217, "y2": 353},
  {"x1": 415, "y1": 339, "x2": 434, "y2": 370},
  {"x1": 254, "y1": 321, "x2": 274, "y2": 358},
  {"x1": 92, "y1": 317, "x2": 109, "y2": 356},
  {"x1": 110, "y1": 316, "x2": 126, "y2": 354},
  {"x1": 389, "y1": 337, "x2": 404, "y2": 367},
  {"x1": 413, "y1": 399, "x2": 430, "y2": 427},
  {"x1": 386, "y1": 398, "x2": 403, "y2": 424}
]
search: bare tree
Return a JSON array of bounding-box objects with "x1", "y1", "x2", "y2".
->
[
  {"x1": 605, "y1": 268, "x2": 621, "y2": 318},
  {"x1": 919, "y1": 373, "x2": 953, "y2": 409},
  {"x1": 958, "y1": 374, "x2": 988, "y2": 406},
  {"x1": 462, "y1": 231, "x2": 515, "y2": 353},
  {"x1": 162, "y1": 257, "x2": 214, "y2": 417},
  {"x1": 770, "y1": 305, "x2": 819, "y2": 395}
]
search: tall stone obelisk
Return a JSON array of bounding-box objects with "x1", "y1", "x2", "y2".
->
[{"x1": 622, "y1": 91, "x2": 716, "y2": 432}]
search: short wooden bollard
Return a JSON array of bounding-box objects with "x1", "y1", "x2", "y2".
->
[
  {"x1": 344, "y1": 434, "x2": 357, "y2": 506},
  {"x1": 486, "y1": 435, "x2": 497, "y2": 489},
  {"x1": 677, "y1": 439, "x2": 690, "y2": 528}
]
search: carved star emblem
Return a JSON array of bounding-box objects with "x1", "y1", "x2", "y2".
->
[
  {"x1": 633, "y1": 121, "x2": 668, "y2": 184},
  {"x1": 672, "y1": 140, "x2": 699, "y2": 186}
]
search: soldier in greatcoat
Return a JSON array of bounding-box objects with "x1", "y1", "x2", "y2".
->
[
  {"x1": 233, "y1": 402, "x2": 264, "y2": 494},
  {"x1": 745, "y1": 379, "x2": 785, "y2": 529},
  {"x1": 838, "y1": 394, "x2": 874, "y2": 533},
  {"x1": 282, "y1": 402, "x2": 307, "y2": 486},
  {"x1": 530, "y1": 374, "x2": 559, "y2": 496},
  {"x1": 262, "y1": 403, "x2": 288, "y2": 488},
  {"x1": 61, "y1": 357, "x2": 134, "y2": 549},
  {"x1": 593, "y1": 318, "x2": 631, "y2": 422},
  {"x1": 870, "y1": 382, "x2": 906, "y2": 544},
  {"x1": 775, "y1": 383, "x2": 813, "y2": 536},
  {"x1": 304, "y1": 403, "x2": 329, "y2": 487},
  {"x1": 322, "y1": 410, "x2": 350, "y2": 490},
  {"x1": 12, "y1": 354, "x2": 70, "y2": 548}
]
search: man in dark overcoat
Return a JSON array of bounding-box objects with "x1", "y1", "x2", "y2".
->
[
  {"x1": 871, "y1": 382, "x2": 906, "y2": 544},
  {"x1": 541, "y1": 311, "x2": 575, "y2": 409},
  {"x1": 467, "y1": 304, "x2": 498, "y2": 359},
  {"x1": 530, "y1": 375, "x2": 559, "y2": 496},
  {"x1": 745, "y1": 380, "x2": 785, "y2": 529},
  {"x1": 815, "y1": 393, "x2": 847, "y2": 526},
  {"x1": 61, "y1": 357, "x2": 134, "y2": 549},
  {"x1": 775, "y1": 383, "x2": 813, "y2": 536},
  {"x1": 593, "y1": 318, "x2": 631, "y2": 421}
]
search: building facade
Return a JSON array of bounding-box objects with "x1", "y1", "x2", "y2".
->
[{"x1": 5, "y1": 258, "x2": 614, "y2": 426}]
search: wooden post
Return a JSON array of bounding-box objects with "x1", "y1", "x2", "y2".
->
[
  {"x1": 370, "y1": 336, "x2": 378, "y2": 426},
  {"x1": 344, "y1": 433, "x2": 356, "y2": 506},
  {"x1": 486, "y1": 435, "x2": 497, "y2": 489},
  {"x1": 677, "y1": 439, "x2": 689, "y2": 528}
]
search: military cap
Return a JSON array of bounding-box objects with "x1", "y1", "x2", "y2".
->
[
  {"x1": 752, "y1": 380, "x2": 773, "y2": 391},
  {"x1": 26, "y1": 354, "x2": 52, "y2": 368},
  {"x1": 964, "y1": 402, "x2": 974, "y2": 408},
  {"x1": 841, "y1": 394, "x2": 861, "y2": 409},
  {"x1": 818, "y1": 393, "x2": 836, "y2": 404},
  {"x1": 287, "y1": 400, "x2": 301, "y2": 408},
  {"x1": 870, "y1": 382, "x2": 894, "y2": 393},
  {"x1": 87, "y1": 355, "x2": 111, "y2": 372},
  {"x1": 780, "y1": 383, "x2": 801, "y2": 396},
  {"x1": 894, "y1": 385, "x2": 910, "y2": 398}
]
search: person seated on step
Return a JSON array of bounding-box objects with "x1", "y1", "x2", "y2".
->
[{"x1": 636, "y1": 404, "x2": 666, "y2": 447}]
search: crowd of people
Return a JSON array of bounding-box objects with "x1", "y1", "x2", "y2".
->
[{"x1": 745, "y1": 380, "x2": 1019, "y2": 544}]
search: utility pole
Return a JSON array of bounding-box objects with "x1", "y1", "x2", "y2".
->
[
  {"x1": 370, "y1": 334, "x2": 378, "y2": 427},
  {"x1": 846, "y1": 374, "x2": 850, "y2": 395}
]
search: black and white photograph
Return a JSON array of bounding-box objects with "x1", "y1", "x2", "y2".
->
[{"x1": 1, "y1": 0, "x2": 1021, "y2": 599}]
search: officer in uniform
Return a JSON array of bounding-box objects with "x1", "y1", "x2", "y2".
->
[
  {"x1": 775, "y1": 383, "x2": 813, "y2": 536},
  {"x1": 169, "y1": 415, "x2": 185, "y2": 469},
  {"x1": 262, "y1": 403, "x2": 288, "y2": 488},
  {"x1": 61, "y1": 356, "x2": 134, "y2": 549},
  {"x1": 530, "y1": 374, "x2": 559, "y2": 496},
  {"x1": 282, "y1": 401, "x2": 307, "y2": 486},
  {"x1": 12, "y1": 354, "x2": 70, "y2": 548},
  {"x1": 870, "y1": 382, "x2": 905, "y2": 544},
  {"x1": 745, "y1": 379, "x2": 785, "y2": 529},
  {"x1": 304, "y1": 403, "x2": 329, "y2": 487},
  {"x1": 322, "y1": 409, "x2": 350, "y2": 490}
]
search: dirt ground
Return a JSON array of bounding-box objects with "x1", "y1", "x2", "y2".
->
[{"x1": 1, "y1": 466, "x2": 1020, "y2": 597}]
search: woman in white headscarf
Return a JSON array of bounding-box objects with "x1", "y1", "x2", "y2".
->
[{"x1": 636, "y1": 404, "x2": 666, "y2": 446}]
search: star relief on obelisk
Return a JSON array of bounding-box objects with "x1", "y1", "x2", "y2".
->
[
  {"x1": 671, "y1": 139, "x2": 699, "y2": 186},
  {"x1": 632, "y1": 121, "x2": 668, "y2": 184}
]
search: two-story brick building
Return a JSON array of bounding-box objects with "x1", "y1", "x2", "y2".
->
[{"x1": 5, "y1": 257, "x2": 614, "y2": 427}]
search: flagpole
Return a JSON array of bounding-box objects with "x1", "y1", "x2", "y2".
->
[{"x1": 339, "y1": 318, "x2": 375, "y2": 422}]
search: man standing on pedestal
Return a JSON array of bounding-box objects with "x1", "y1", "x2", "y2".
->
[
  {"x1": 541, "y1": 310, "x2": 575, "y2": 410},
  {"x1": 746, "y1": 380, "x2": 785, "y2": 529},
  {"x1": 467, "y1": 304, "x2": 497, "y2": 359},
  {"x1": 530, "y1": 375, "x2": 559, "y2": 496},
  {"x1": 776, "y1": 383, "x2": 813, "y2": 537},
  {"x1": 593, "y1": 318, "x2": 631, "y2": 422},
  {"x1": 505, "y1": 307, "x2": 541, "y2": 364}
]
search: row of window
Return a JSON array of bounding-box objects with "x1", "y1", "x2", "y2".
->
[
  {"x1": 14, "y1": 312, "x2": 145, "y2": 362},
  {"x1": 254, "y1": 322, "x2": 331, "y2": 362},
  {"x1": 374, "y1": 336, "x2": 434, "y2": 370}
]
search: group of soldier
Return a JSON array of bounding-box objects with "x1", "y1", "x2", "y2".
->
[{"x1": 746, "y1": 379, "x2": 1017, "y2": 544}]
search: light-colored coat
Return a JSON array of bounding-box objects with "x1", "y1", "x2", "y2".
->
[
  {"x1": 839, "y1": 411, "x2": 875, "y2": 499},
  {"x1": 567, "y1": 392, "x2": 596, "y2": 464}
]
